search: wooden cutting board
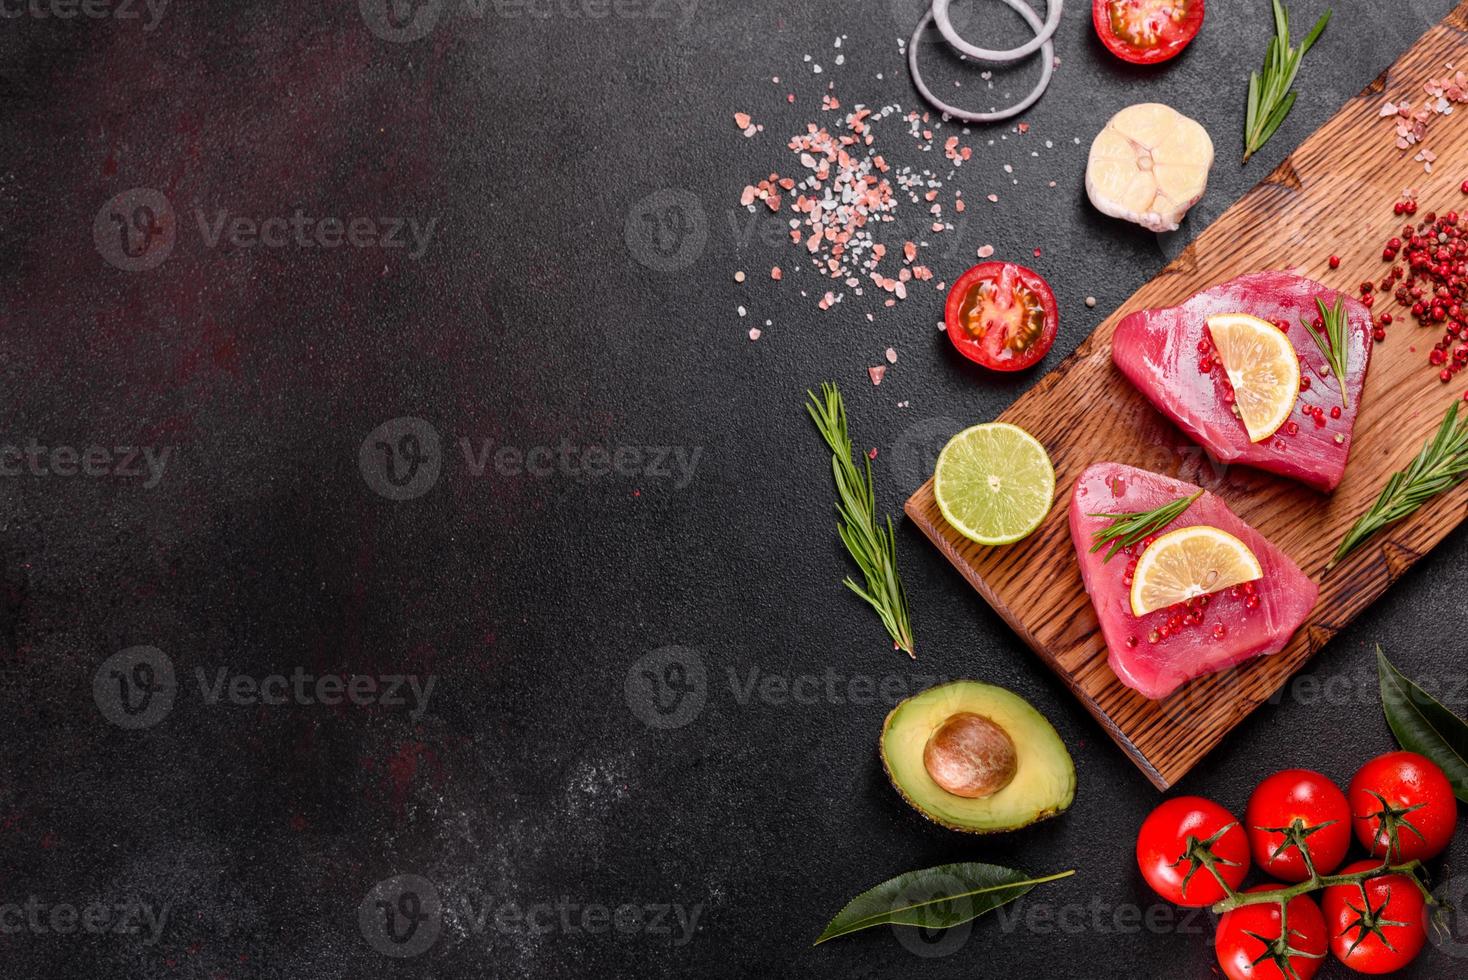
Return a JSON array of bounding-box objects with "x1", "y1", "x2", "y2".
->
[{"x1": 905, "y1": 3, "x2": 1468, "y2": 791}]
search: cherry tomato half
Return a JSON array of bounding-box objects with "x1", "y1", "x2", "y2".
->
[
  {"x1": 1322, "y1": 860, "x2": 1429, "y2": 974},
  {"x1": 943, "y1": 262, "x2": 1059, "y2": 372},
  {"x1": 1216, "y1": 888, "x2": 1328, "y2": 980},
  {"x1": 1092, "y1": 0, "x2": 1205, "y2": 65},
  {"x1": 1137, "y1": 796, "x2": 1250, "y2": 907},
  {"x1": 1348, "y1": 751, "x2": 1457, "y2": 862},
  {"x1": 1245, "y1": 769, "x2": 1352, "y2": 882}
]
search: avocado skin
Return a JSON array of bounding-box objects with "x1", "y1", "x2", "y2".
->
[{"x1": 879, "y1": 680, "x2": 1076, "y2": 835}]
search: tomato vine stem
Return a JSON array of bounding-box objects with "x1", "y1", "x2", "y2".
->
[{"x1": 1209, "y1": 858, "x2": 1435, "y2": 915}]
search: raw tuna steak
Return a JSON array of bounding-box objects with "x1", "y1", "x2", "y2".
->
[
  {"x1": 1069, "y1": 462, "x2": 1318, "y2": 700},
  {"x1": 1111, "y1": 271, "x2": 1373, "y2": 491}
]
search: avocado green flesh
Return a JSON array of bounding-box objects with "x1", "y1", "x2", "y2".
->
[{"x1": 881, "y1": 680, "x2": 1075, "y2": 833}]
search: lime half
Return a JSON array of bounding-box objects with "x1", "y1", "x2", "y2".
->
[{"x1": 934, "y1": 423, "x2": 1055, "y2": 546}]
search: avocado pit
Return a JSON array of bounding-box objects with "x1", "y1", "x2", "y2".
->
[{"x1": 922, "y1": 711, "x2": 1018, "y2": 799}]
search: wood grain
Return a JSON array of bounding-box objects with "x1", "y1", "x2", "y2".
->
[{"x1": 905, "y1": 4, "x2": 1468, "y2": 790}]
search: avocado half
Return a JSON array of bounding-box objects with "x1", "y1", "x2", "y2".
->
[{"x1": 880, "y1": 680, "x2": 1075, "y2": 834}]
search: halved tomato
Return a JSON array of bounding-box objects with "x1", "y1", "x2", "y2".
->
[
  {"x1": 1092, "y1": 0, "x2": 1205, "y2": 65},
  {"x1": 944, "y1": 262, "x2": 1059, "y2": 372}
]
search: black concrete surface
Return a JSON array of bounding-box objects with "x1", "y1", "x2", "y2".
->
[{"x1": 0, "y1": 1, "x2": 1465, "y2": 977}]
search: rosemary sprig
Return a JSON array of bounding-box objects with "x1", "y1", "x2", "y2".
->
[
  {"x1": 1302, "y1": 296, "x2": 1350, "y2": 409},
  {"x1": 1089, "y1": 490, "x2": 1204, "y2": 563},
  {"x1": 1331, "y1": 401, "x2": 1468, "y2": 569},
  {"x1": 1244, "y1": 0, "x2": 1331, "y2": 163},
  {"x1": 806, "y1": 383, "x2": 915, "y2": 658}
]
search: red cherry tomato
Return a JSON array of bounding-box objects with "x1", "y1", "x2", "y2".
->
[
  {"x1": 1092, "y1": 0, "x2": 1205, "y2": 65},
  {"x1": 1216, "y1": 888, "x2": 1328, "y2": 980},
  {"x1": 1137, "y1": 796, "x2": 1250, "y2": 907},
  {"x1": 1348, "y1": 751, "x2": 1457, "y2": 862},
  {"x1": 1245, "y1": 769, "x2": 1352, "y2": 882},
  {"x1": 944, "y1": 262, "x2": 1058, "y2": 372},
  {"x1": 1322, "y1": 860, "x2": 1430, "y2": 974}
]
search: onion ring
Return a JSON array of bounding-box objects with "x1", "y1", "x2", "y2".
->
[
  {"x1": 907, "y1": 0, "x2": 1057, "y2": 124},
  {"x1": 932, "y1": 0, "x2": 1062, "y2": 64}
]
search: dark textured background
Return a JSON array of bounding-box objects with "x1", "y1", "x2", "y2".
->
[{"x1": 1, "y1": 1, "x2": 1466, "y2": 977}]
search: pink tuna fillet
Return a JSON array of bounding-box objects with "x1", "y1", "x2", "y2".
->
[
  {"x1": 1112, "y1": 271, "x2": 1374, "y2": 491},
  {"x1": 1069, "y1": 462, "x2": 1318, "y2": 700}
]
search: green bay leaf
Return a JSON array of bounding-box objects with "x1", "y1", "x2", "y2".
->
[
  {"x1": 1378, "y1": 647, "x2": 1468, "y2": 803},
  {"x1": 814, "y1": 863, "x2": 1073, "y2": 945}
]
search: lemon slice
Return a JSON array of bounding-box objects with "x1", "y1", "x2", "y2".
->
[
  {"x1": 1205, "y1": 313, "x2": 1301, "y2": 443},
  {"x1": 1130, "y1": 525, "x2": 1263, "y2": 617},
  {"x1": 934, "y1": 423, "x2": 1055, "y2": 546}
]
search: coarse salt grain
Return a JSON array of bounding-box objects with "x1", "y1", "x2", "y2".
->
[
  {"x1": 868, "y1": 365, "x2": 887, "y2": 385},
  {"x1": 885, "y1": 347, "x2": 897, "y2": 364}
]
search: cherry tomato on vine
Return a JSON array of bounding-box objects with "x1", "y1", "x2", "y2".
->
[
  {"x1": 1091, "y1": 0, "x2": 1205, "y2": 66},
  {"x1": 1348, "y1": 751, "x2": 1457, "y2": 862},
  {"x1": 1216, "y1": 888, "x2": 1328, "y2": 980},
  {"x1": 943, "y1": 262, "x2": 1058, "y2": 372},
  {"x1": 1137, "y1": 796, "x2": 1249, "y2": 907},
  {"x1": 1321, "y1": 860, "x2": 1429, "y2": 974},
  {"x1": 1245, "y1": 769, "x2": 1352, "y2": 882}
]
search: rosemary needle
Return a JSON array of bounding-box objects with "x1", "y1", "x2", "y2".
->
[
  {"x1": 1331, "y1": 401, "x2": 1468, "y2": 569},
  {"x1": 1089, "y1": 490, "x2": 1204, "y2": 563},
  {"x1": 1302, "y1": 296, "x2": 1350, "y2": 409},
  {"x1": 1244, "y1": 0, "x2": 1331, "y2": 163},
  {"x1": 805, "y1": 382, "x2": 915, "y2": 658}
]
